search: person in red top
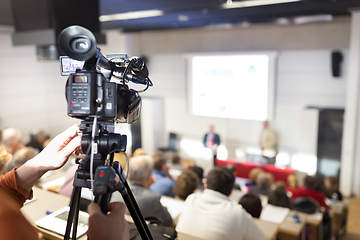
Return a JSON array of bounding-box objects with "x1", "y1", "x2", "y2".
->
[
  {"x1": 0, "y1": 125, "x2": 129, "y2": 240},
  {"x1": 291, "y1": 175, "x2": 328, "y2": 212}
]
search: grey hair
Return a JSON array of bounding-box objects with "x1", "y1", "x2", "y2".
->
[
  {"x1": 128, "y1": 155, "x2": 154, "y2": 182},
  {"x1": 2, "y1": 128, "x2": 23, "y2": 147}
]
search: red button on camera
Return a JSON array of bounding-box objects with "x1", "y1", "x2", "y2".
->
[{"x1": 99, "y1": 172, "x2": 105, "y2": 177}]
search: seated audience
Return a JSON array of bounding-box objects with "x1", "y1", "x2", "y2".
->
[
  {"x1": 324, "y1": 176, "x2": 342, "y2": 201},
  {"x1": 168, "y1": 151, "x2": 185, "y2": 172},
  {"x1": 173, "y1": 170, "x2": 199, "y2": 200},
  {"x1": 176, "y1": 167, "x2": 266, "y2": 240},
  {"x1": 286, "y1": 173, "x2": 299, "y2": 194},
  {"x1": 149, "y1": 151, "x2": 175, "y2": 197},
  {"x1": 132, "y1": 148, "x2": 147, "y2": 157},
  {"x1": 0, "y1": 125, "x2": 129, "y2": 240},
  {"x1": 225, "y1": 163, "x2": 241, "y2": 190},
  {"x1": 111, "y1": 155, "x2": 173, "y2": 226},
  {"x1": 26, "y1": 129, "x2": 49, "y2": 153},
  {"x1": 1, "y1": 127, "x2": 24, "y2": 155},
  {"x1": 268, "y1": 188, "x2": 292, "y2": 209},
  {"x1": 274, "y1": 180, "x2": 287, "y2": 191},
  {"x1": 248, "y1": 172, "x2": 274, "y2": 196},
  {"x1": 190, "y1": 165, "x2": 205, "y2": 191},
  {"x1": 6, "y1": 147, "x2": 38, "y2": 172},
  {"x1": 0, "y1": 147, "x2": 12, "y2": 175},
  {"x1": 245, "y1": 167, "x2": 264, "y2": 187},
  {"x1": 291, "y1": 175, "x2": 328, "y2": 212},
  {"x1": 239, "y1": 194, "x2": 263, "y2": 218}
]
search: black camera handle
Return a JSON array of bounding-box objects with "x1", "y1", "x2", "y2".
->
[{"x1": 64, "y1": 121, "x2": 154, "y2": 240}]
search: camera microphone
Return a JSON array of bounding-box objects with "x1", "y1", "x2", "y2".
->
[
  {"x1": 130, "y1": 56, "x2": 149, "y2": 78},
  {"x1": 124, "y1": 73, "x2": 148, "y2": 85}
]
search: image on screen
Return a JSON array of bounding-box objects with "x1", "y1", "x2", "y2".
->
[{"x1": 187, "y1": 53, "x2": 276, "y2": 121}]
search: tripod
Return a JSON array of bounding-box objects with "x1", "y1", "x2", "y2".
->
[{"x1": 64, "y1": 120, "x2": 154, "y2": 240}]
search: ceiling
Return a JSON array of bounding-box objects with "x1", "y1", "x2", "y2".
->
[{"x1": 1, "y1": 0, "x2": 360, "y2": 32}]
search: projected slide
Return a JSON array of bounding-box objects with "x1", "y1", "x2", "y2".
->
[{"x1": 190, "y1": 54, "x2": 271, "y2": 121}]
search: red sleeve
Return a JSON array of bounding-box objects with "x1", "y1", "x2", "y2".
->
[
  {"x1": 0, "y1": 170, "x2": 39, "y2": 239},
  {"x1": 0, "y1": 169, "x2": 33, "y2": 208}
]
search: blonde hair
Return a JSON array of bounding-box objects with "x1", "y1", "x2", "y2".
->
[
  {"x1": 0, "y1": 147, "x2": 12, "y2": 174},
  {"x1": 249, "y1": 168, "x2": 264, "y2": 183}
]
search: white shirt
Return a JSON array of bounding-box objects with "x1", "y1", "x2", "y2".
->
[{"x1": 176, "y1": 189, "x2": 266, "y2": 240}]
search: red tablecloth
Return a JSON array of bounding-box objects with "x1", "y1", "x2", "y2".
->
[{"x1": 216, "y1": 158, "x2": 296, "y2": 184}]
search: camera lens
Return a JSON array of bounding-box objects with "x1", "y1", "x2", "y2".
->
[{"x1": 71, "y1": 37, "x2": 91, "y2": 53}]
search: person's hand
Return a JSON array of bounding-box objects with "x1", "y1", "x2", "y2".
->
[
  {"x1": 87, "y1": 202, "x2": 129, "y2": 240},
  {"x1": 16, "y1": 125, "x2": 82, "y2": 192},
  {"x1": 31, "y1": 124, "x2": 82, "y2": 171}
]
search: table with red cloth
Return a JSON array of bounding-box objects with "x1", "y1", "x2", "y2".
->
[{"x1": 216, "y1": 158, "x2": 296, "y2": 184}]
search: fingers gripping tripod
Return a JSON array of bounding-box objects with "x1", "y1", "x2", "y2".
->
[{"x1": 64, "y1": 120, "x2": 154, "y2": 240}]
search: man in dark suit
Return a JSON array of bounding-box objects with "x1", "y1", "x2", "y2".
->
[
  {"x1": 203, "y1": 125, "x2": 220, "y2": 166},
  {"x1": 110, "y1": 155, "x2": 173, "y2": 226}
]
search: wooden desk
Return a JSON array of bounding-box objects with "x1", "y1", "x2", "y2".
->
[
  {"x1": 305, "y1": 212, "x2": 323, "y2": 240},
  {"x1": 277, "y1": 211, "x2": 307, "y2": 240},
  {"x1": 253, "y1": 218, "x2": 279, "y2": 240},
  {"x1": 21, "y1": 187, "x2": 87, "y2": 240},
  {"x1": 330, "y1": 200, "x2": 348, "y2": 240}
]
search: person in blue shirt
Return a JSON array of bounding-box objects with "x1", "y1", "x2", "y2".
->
[{"x1": 149, "y1": 151, "x2": 175, "y2": 197}]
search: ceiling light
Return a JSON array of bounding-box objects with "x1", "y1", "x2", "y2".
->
[
  {"x1": 293, "y1": 14, "x2": 333, "y2": 24},
  {"x1": 222, "y1": 0, "x2": 301, "y2": 9},
  {"x1": 99, "y1": 9, "x2": 164, "y2": 22}
]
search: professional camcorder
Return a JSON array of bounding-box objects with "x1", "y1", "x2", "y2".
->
[
  {"x1": 58, "y1": 26, "x2": 155, "y2": 240},
  {"x1": 58, "y1": 25, "x2": 152, "y2": 124}
]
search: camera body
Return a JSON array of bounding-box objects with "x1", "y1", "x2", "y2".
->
[
  {"x1": 67, "y1": 70, "x2": 113, "y2": 119},
  {"x1": 58, "y1": 26, "x2": 146, "y2": 124},
  {"x1": 66, "y1": 69, "x2": 141, "y2": 123}
]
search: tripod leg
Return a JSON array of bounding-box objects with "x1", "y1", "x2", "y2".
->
[
  {"x1": 64, "y1": 186, "x2": 82, "y2": 240},
  {"x1": 71, "y1": 189, "x2": 82, "y2": 240}
]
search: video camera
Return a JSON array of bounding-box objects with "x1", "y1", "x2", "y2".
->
[
  {"x1": 58, "y1": 26, "x2": 155, "y2": 240},
  {"x1": 58, "y1": 25, "x2": 152, "y2": 124}
]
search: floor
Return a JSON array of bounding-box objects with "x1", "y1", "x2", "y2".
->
[{"x1": 341, "y1": 198, "x2": 360, "y2": 240}]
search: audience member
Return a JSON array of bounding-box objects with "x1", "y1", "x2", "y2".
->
[
  {"x1": 248, "y1": 172, "x2": 274, "y2": 196},
  {"x1": 173, "y1": 170, "x2": 199, "y2": 200},
  {"x1": 268, "y1": 189, "x2": 292, "y2": 209},
  {"x1": 287, "y1": 174, "x2": 298, "y2": 192},
  {"x1": 291, "y1": 175, "x2": 328, "y2": 212},
  {"x1": 149, "y1": 151, "x2": 175, "y2": 197},
  {"x1": 225, "y1": 163, "x2": 241, "y2": 190},
  {"x1": 190, "y1": 165, "x2": 205, "y2": 191},
  {"x1": 6, "y1": 146, "x2": 38, "y2": 172},
  {"x1": 324, "y1": 176, "x2": 342, "y2": 201},
  {"x1": 0, "y1": 147, "x2": 12, "y2": 175},
  {"x1": 203, "y1": 124, "x2": 221, "y2": 166},
  {"x1": 168, "y1": 151, "x2": 185, "y2": 172},
  {"x1": 245, "y1": 167, "x2": 264, "y2": 187},
  {"x1": 1, "y1": 127, "x2": 24, "y2": 155},
  {"x1": 0, "y1": 125, "x2": 129, "y2": 240},
  {"x1": 111, "y1": 155, "x2": 173, "y2": 226},
  {"x1": 176, "y1": 167, "x2": 266, "y2": 240},
  {"x1": 239, "y1": 194, "x2": 263, "y2": 218},
  {"x1": 274, "y1": 180, "x2": 287, "y2": 192},
  {"x1": 26, "y1": 129, "x2": 49, "y2": 153},
  {"x1": 132, "y1": 148, "x2": 147, "y2": 157}
]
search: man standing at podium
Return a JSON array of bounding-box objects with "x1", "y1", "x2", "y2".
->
[{"x1": 203, "y1": 125, "x2": 221, "y2": 166}]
